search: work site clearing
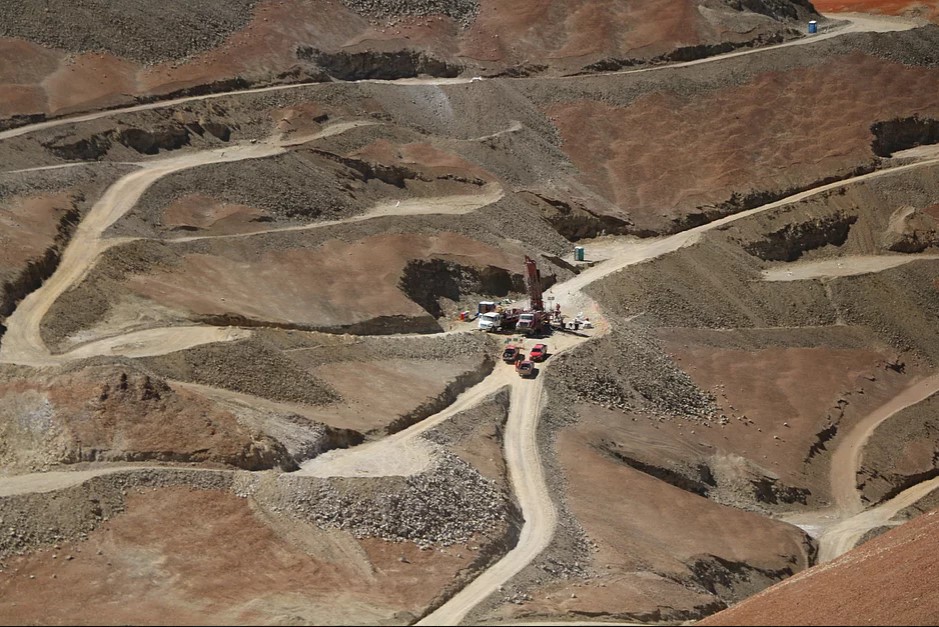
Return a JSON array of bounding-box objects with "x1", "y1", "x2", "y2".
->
[{"x1": 1, "y1": 0, "x2": 939, "y2": 625}]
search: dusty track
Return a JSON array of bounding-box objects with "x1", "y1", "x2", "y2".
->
[
  {"x1": 0, "y1": 120, "x2": 502, "y2": 366},
  {"x1": 418, "y1": 372, "x2": 556, "y2": 626},
  {"x1": 762, "y1": 255, "x2": 939, "y2": 281},
  {"x1": 0, "y1": 141, "x2": 289, "y2": 367},
  {"x1": 1, "y1": 135, "x2": 931, "y2": 622},
  {"x1": 170, "y1": 182, "x2": 504, "y2": 243},
  {"x1": 0, "y1": 12, "x2": 931, "y2": 624}
]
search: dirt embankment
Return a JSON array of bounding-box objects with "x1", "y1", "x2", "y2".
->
[
  {"x1": 0, "y1": 468, "x2": 514, "y2": 625},
  {"x1": 699, "y1": 507, "x2": 939, "y2": 626},
  {"x1": 530, "y1": 27, "x2": 939, "y2": 233},
  {"x1": 855, "y1": 393, "x2": 939, "y2": 505},
  {"x1": 0, "y1": 165, "x2": 133, "y2": 334},
  {"x1": 114, "y1": 130, "x2": 495, "y2": 239},
  {"x1": 477, "y1": 144, "x2": 939, "y2": 621},
  {"x1": 0, "y1": 359, "x2": 363, "y2": 473}
]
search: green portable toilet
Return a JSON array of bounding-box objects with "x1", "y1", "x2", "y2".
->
[{"x1": 574, "y1": 246, "x2": 585, "y2": 261}]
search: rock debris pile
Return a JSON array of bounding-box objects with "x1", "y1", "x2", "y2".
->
[
  {"x1": 268, "y1": 452, "x2": 509, "y2": 546},
  {"x1": 0, "y1": 0, "x2": 261, "y2": 63},
  {"x1": 341, "y1": 0, "x2": 479, "y2": 26}
]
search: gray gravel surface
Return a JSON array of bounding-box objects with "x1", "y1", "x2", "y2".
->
[
  {"x1": 257, "y1": 328, "x2": 496, "y2": 367},
  {"x1": 0, "y1": 468, "x2": 234, "y2": 559},
  {"x1": 0, "y1": 0, "x2": 260, "y2": 63},
  {"x1": 548, "y1": 326, "x2": 720, "y2": 422},
  {"x1": 340, "y1": 0, "x2": 479, "y2": 25},
  {"x1": 139, "y1": 338, "x2": 342, "y2": 406},
  {"x1": 262, "y1": 451, "x2": 511, "y2": 546}
]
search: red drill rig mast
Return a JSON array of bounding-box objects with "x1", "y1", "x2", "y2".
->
[{"x1": 525, "y1": 256, "x2": 544, "y2": 311}]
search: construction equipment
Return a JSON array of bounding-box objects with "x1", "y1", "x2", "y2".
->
[
  {"x1": 478, "y1": 256, "x2": 553, "y2": 334},
  {"x1": 515, "y1": 255, "x2": 548, "y2": 335},
  {"x1": 478, "y1": 301, "x2": 497, "y2": 315},
  {"x1": 479, "y1": 307, "x2": 521, "y2": 332},
  {"x1": 524, "y1": 256, "x2": 544, "y2": 312},
  {"x1": 516, "y1": 310, "x2": 547, "y2": 335}
]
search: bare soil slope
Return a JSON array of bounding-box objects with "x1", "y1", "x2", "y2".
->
[
  {"x1": 0, "y1": 0, "x2": 816, "y2": 123},
  {"x1": 3, "y1": 5, "x2": 939, "y2": 627},
  {"x1": 700, "y1": 507, "x2": 939, "y2": 625}
]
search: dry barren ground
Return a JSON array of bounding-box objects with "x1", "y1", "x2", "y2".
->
[{"x1": 1, "y1": 3, "x2": 939, "y2": 626}]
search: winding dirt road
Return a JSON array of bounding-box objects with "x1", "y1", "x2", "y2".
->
[
  {"x1": 762, "y1": 255, "x2": 939, "y2": 282},
  {"x1": 0, "y1": 141, "x2": 289, "y2": 367},
  {"x1": 2, "y1": 126, "x2": 933, "y2": 619},
  {"x1": 0, "y1": 11, "x2": 932, "y2": 624}
]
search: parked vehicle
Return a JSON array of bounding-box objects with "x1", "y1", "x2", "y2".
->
[
  {"x1": 529, "y1": 343, "x2": 548, "y2": 362},
  {"x1": 516, "y1": 310, "x2": 547, "y2": 336},
  {"x1": 502, "y1": 345, "x2": 521, "y2": 364},
  {"x1": 516, "y1": 360, "x2": 535, "y2": 378}
]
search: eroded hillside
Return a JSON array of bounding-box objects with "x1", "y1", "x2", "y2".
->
[{"x1": 1, "y1": 2, "x2": 939, "y2": 625}]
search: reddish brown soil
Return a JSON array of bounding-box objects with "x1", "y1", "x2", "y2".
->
[
  {"x1": 43, "y1": 54, "x2": 139, "y2": 117},
  {"x1": 308, "y1": 358, "x2": 480, "y2": 433},
  {"x1": 0, "y1": 487, "x2": 478, "y2": 625},
  {"x1": 460, "y1": 0, "x2": 701, "y2": 67},
  {"x1": 494, "y1": 411, "x2": 812, "y2": 620},
  {"x1": 0, "y1": 192, "x2": 73, "y2": 273},
  {"x1": 354, "y1": 140, "x2": 497, "y2": 184},
  {"x1": 548, "y1": 54, "x2": 939, "y2": 231},
  {"x1": 0, "y1": 0, "x2": 810, "y2": 120},
  {"x1": 128, "y1": 233, "x2": 525, "y2": 330},
  {"x1": 161, "y1": 194, "x2": 271, "y2": 235},
  {"x1": 815, "y1": 0, "x2": 939, "y2": 21},
  {"x1": 700, "y1": 507, "x2": 939, "y2": 625},
  {"x1": 0, "y1": 365, "x2": 284, "y2": 471},
  {"x1": 659, "y1": 336, "x2": 916, "y2": 491}
]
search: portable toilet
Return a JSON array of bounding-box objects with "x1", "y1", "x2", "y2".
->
[
  {"x1": 574, "y1": 246, "x2": 585, "y2": 262},
  {"x1": 808, "y1": 20, "x2": 817, "y2": 34}
]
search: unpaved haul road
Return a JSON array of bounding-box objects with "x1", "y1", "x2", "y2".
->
[
  {"x1": 828, "y1": 374, "x2": 939, "y2": 515},
  {"x1": 0, "y1": 103, "x2": 936, "y2": 624},
  {"x1": 762, "y1": 254, "x2": 939, "y2": 282},
  {"x1": 819, "y1": 475, "x2": 939, "y2": 562},
  {"x1": 0, "y1": 10, "x2": 929, "y2": 622},
  {"x1": 170, "y1": 182, "x2": 504, "y2": 243},
  {"x1": 779, "y1": 373, "x2": 939, "y2": 563},
  {"x1": 0, "y1": 119, "x2": 496, "y2": 366},
  {"x1": 295, "y1": 151, "x2": 939, "y2": 624},
  {"x1": 0, "y1": 140, "x2": 290, "y2": 367},
  {"x1": 418, "y1": 373, "x2": 557, "y2": 626}
]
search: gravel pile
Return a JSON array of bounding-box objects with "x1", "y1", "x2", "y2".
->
[
  {"x1": 0, "y1": 164, "x2": 133, "y2": 204},
  {"x1": 139, "y1": 338, "x2": 342, "y2": 406},
  {"x1": 845, "y1": 25, "x2": 939, "y2": 68},
  {"x1": 340, "y1": 0, "x2": 479, "y2": 26},
  {"x1": 0, "y1": 468, "x2": 233, "y2": 559},
  {"x1": 129, "y1": 151, "x2": 371, "y2": 230},
  {"x1": 254, "y1": 328, "x2": 496, "y2": 367},
  {"x1": 0, "y1": 0, "x2": 260, "y2": 63},
  {"x1": 548, "y1": 326, "x2": 719, "y2": 421},
  {"x1": 267, "y1": 452, "x2": 509, "y2": 546}
]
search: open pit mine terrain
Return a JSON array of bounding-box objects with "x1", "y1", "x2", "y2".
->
[{"x1": 2, "y1": 0, "x2": 939, "y2": 625}]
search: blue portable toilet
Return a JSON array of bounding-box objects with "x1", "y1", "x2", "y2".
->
[
  {"x1": 808, "y1": 20, "x2": 818, "y2": 34},
  {"x1": 574, "y1": 246, "x2": 585, "y2": 262}
]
